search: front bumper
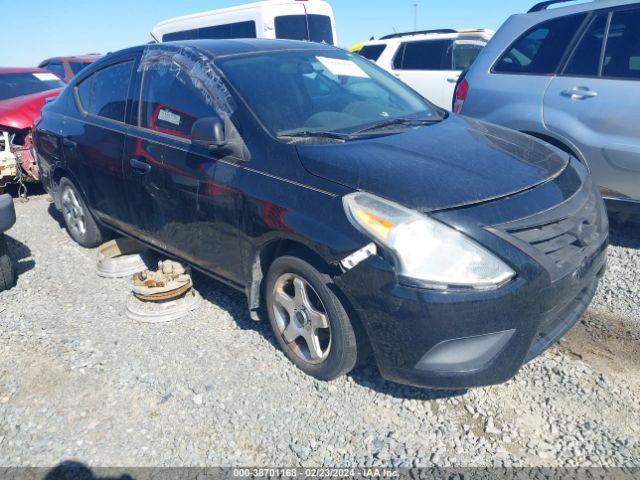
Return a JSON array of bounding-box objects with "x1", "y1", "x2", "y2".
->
[
  {"x1": 0, "y1": 193, "x2": 16, "y2": 233},
  {"x1": 336, "y1": 161, "x2": 608, "y2": 389}
]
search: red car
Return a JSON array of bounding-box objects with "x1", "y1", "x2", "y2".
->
[
  {"x1": 38, "y1": 54, "x2": 102, "y2": 83},
  {"x1": 0, "y1": 68, "x2": 65, "y2": 192}
]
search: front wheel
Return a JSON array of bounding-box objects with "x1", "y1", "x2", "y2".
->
[
  {"x1": 0, "y1": 236, "x2": 16, "y2": 292},
  {"x1": 266, "y1": 254, "x2": 358, "y2": 381}
]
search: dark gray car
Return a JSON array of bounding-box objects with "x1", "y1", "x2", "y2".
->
[{"x1": 455, "y1": 0, "x2": 640, "y2": 220}]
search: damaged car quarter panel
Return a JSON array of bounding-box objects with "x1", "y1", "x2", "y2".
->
[{"x1": 35, "y1": 40, "x2": 608, "y2": 389}]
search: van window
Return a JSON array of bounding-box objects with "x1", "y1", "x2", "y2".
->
[
  {"x1": 163, "y1": 21, "x2": 257, "y2": 42},
  {"x1": 494, "y1": 14, "x2": 587, "y2": 75},
  {"x1": 76, "y1": 61, "x2": 133, "y2": 122},
  {"x1": 452, "y1": 40, "x2": 486, "y2": 70},
  {"x1": 564, "y1": 13, "x2": 608, "y2": 77},
  {"x1": 394, "y1": 40, "x2": 451, "y2": 71},
  {"x1": 359, "y1": 45, "x2": 387, "y2": 62},
  {"x1": 602, "y1": 7, "x2": 640, "y2": 79},
  {"x1": 275, "y1": 15, "x2": 334, "y2": 44},
  {"x1": 140, "y1": 66, "x2": 218, "y2": 139}
]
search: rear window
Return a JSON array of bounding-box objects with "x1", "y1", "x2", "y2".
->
[
  {"x1": 358, "y1": 44, "x2": 387, "y2": 62},
  {"x1": 164, "y1": 21, "x2": 257, "y2": 41},
  {"x1": 69, "y1": 61, "x2": 91, "y2": 75},
  {"x1": 275, "y1": 15, "x2": 334, "y2": 44},
  {"x1": 494, "y1": 14, "x2": 587, "y2": 75},
  {"x1": 393, "y1": 40, "x2": 452, "y2": 70},
  {"x1": 602, "y1": 7, "x2": 640, "y2": 79},
  {"x1": 0, "y1": 72, "x2": 65, "y2": 101}
]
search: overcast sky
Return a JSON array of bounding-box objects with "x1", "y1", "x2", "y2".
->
[{"x1": 2, "y1": 0, "x2": 539, "y2": 67}]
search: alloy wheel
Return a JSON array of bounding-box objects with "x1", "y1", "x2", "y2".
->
[
  {"x1": 61, "y1": 187, "x2": 86, "y2": 239},
  {"x1": 271, "y1": 273, "x2": 331, "y2": 365}
]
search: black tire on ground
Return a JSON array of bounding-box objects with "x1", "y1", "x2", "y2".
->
[
  {"x1": 58, "y1": 177, "x2": 105, "y2": 248},
  {"x1": 265, "y1": 253, "x2": 359, "y2": 381},
  {"x1": 0, "y1": 237, "x2": 16, "y2": 292}
]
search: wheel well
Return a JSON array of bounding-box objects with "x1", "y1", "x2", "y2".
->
[
  {"x1": 247, "y1": 239, "x2": 331, "y2": 319},
  {"x1": 521, "y1": 131, "x2": 583, "y2": 162}
]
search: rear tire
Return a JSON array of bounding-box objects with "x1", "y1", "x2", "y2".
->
[
  {"x1": 266, "y1": 254, "x2": 358, "y2": 381},
  {"x1": 59, "y1": 178, "x2": 105, "y2": 248},
  {"x1": 0, "y1": 236, "x2": 16, "y2": 292}
]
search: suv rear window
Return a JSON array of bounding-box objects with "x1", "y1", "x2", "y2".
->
[
  {"x1": 358, "y1": 45, "x2": 387, "y2": 61},
  {"x1": 494, "y1": 14, "x2": 587, "y2": 75},
  {"x1": 452, "y1": 40, "x2": 486, "y2": 70},
  {"x1": 393, "y1": 40, "x2": 452, "y2": 70}
]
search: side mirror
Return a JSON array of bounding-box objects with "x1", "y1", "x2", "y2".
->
[{"x1": 191, "y1": 117, "x2": 226, "y2": 151}]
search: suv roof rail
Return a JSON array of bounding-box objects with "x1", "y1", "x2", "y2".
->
[
  {"x1": 528, "y1": 0, "x2": 592, "y2": 13},
  {"x1": 380, "y1": 29, "x2": 458, "y2": 40}
]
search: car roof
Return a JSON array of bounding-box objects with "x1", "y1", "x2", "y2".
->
[
  {"x1": 363, "y1": 29, "x2": 494, "y2": 46},
  {"x1": 0, "y1": 67, "x2": 54, "y2": 75},
  {"x1": 521, "y1": 0, "x2": 639, "y2": 18},
  {"x1": 114, "y1": 39, "x2": 337, "y2": 60},
  {"x1": 39, "y1": 54, "x2": 102, "y2": 64}
]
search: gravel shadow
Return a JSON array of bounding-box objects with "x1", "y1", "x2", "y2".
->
[
  {"x1": 44, "y1": 461, "x2": 134, "y2": 480},
  {"x1": 609, "y1": 219, "x2": 640, "y2": 250},
  {"x1": 3, "y1": 234, "x2": 35, "y2": 275},
  {"x1": 47, "y1": 202, "x2": 66, "y2": 230}
]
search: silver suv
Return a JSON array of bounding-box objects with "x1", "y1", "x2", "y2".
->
[{"x1": 456, "y1": 0, "x2": 640, "y2": 219}]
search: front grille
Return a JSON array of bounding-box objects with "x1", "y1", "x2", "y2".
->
[{"x1": 496, "y1": 181, "x2": 607, "y2": 281}]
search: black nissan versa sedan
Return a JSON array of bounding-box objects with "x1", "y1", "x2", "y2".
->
[{"x1": 34, "y1": 40, "x2": 609, "y2": 389}]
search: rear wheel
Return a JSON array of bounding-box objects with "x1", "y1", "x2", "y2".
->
[
  {"x1": 266, "y1": 254, "x2": 358, "y2": 381},
  {"x1": 59, "y1": 178, "x2": 105, "y2": 248},
  {"x1": 0, "y1": 236, "x2": 16, "y2": 292}
]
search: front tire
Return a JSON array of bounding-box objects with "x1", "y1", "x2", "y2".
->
[
  {"x1": 59, "y1": 178, "x2": 104, "y2": 248},
  {"x1": 266, "y1": 254, "x2": 358, "y2": 381}
]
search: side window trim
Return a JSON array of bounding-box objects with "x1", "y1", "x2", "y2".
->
[
  {"x1": 598, "y1": 12, "x2": 613, "y2": 77},
  {"x1": 73, "y1": 57, "x2": 136, "y2": 126},
  {"x1": 490, "y1": 13, "x2": 589, "y2": 76}
]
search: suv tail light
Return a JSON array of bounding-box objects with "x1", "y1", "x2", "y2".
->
[{"x1": 453, "y1": 78, "x2": 469, "y2": 114}]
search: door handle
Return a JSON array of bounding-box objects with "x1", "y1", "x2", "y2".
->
[
  {"x1": 130, "y1": 158, "x2": 151, "y2": 175},
  {"x1": 447, "y1": 77, "x2": 459, "y2": 83},
  {"x1": 62, "y1": 138, "x2": 77, "y2": 149},
  {"x1": 562, "y1": 87, "x2": 598, "y2": 100}
]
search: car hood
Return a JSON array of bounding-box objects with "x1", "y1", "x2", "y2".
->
[
  {"x1": 0, "y1": 89, "x2": 62, "y2": 130},
  {"x1": 296, "y1": 116, "x2": 570, "y2": 212}
]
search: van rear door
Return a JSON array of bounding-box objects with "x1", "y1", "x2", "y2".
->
[{"x1": 269, "y1": 1, "x2": 336, "y2": 45}]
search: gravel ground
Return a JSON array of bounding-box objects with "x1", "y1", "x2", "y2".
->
[{"x1": 0, "y1": 192, "x2": 638, "y2": 468}]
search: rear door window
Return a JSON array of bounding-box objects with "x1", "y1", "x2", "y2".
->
[
  {"x1": 494, "y1": 14, "x2": 587, "y2": 74},
  {"x1": 307, "y1": 14, "x2": 334, "y2": 44},
  {"x1": 602, "y1": 7, "x2": 640, "y2": 79},
  {"x1": 140, "y1": 66, "x2": 217, "y2": 139},
  {"x1": 76, "y1": 61, "x2": 133, "y2": 122},
  {"x1": 358, "y1": 44, "x2": 387, "y2": 61},
  {"x1": 394, "y1": 40, "x2": 452, "y2": 70},
  {"x1": 564, "y1": 13, "x2": 608, "y2": 77}
]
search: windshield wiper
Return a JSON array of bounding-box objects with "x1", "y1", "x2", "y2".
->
[
  {"x1": 279, "y1": 130, "x2": 354, "y2": 142},
  {"x1": 353, "y1": 117, "x2": 441, "y2": 135}
]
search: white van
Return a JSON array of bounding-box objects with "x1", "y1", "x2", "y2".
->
[
  {"x1": 358, "y1": 29, "x2": 494, "y2": 110},
  {"x1": 149, "y1": 0, "x2": 337, "y2": 45}
]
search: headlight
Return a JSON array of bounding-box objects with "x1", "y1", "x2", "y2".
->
[{"x1": 343, "y1": 192, "x2": 515, "y2": 290}]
